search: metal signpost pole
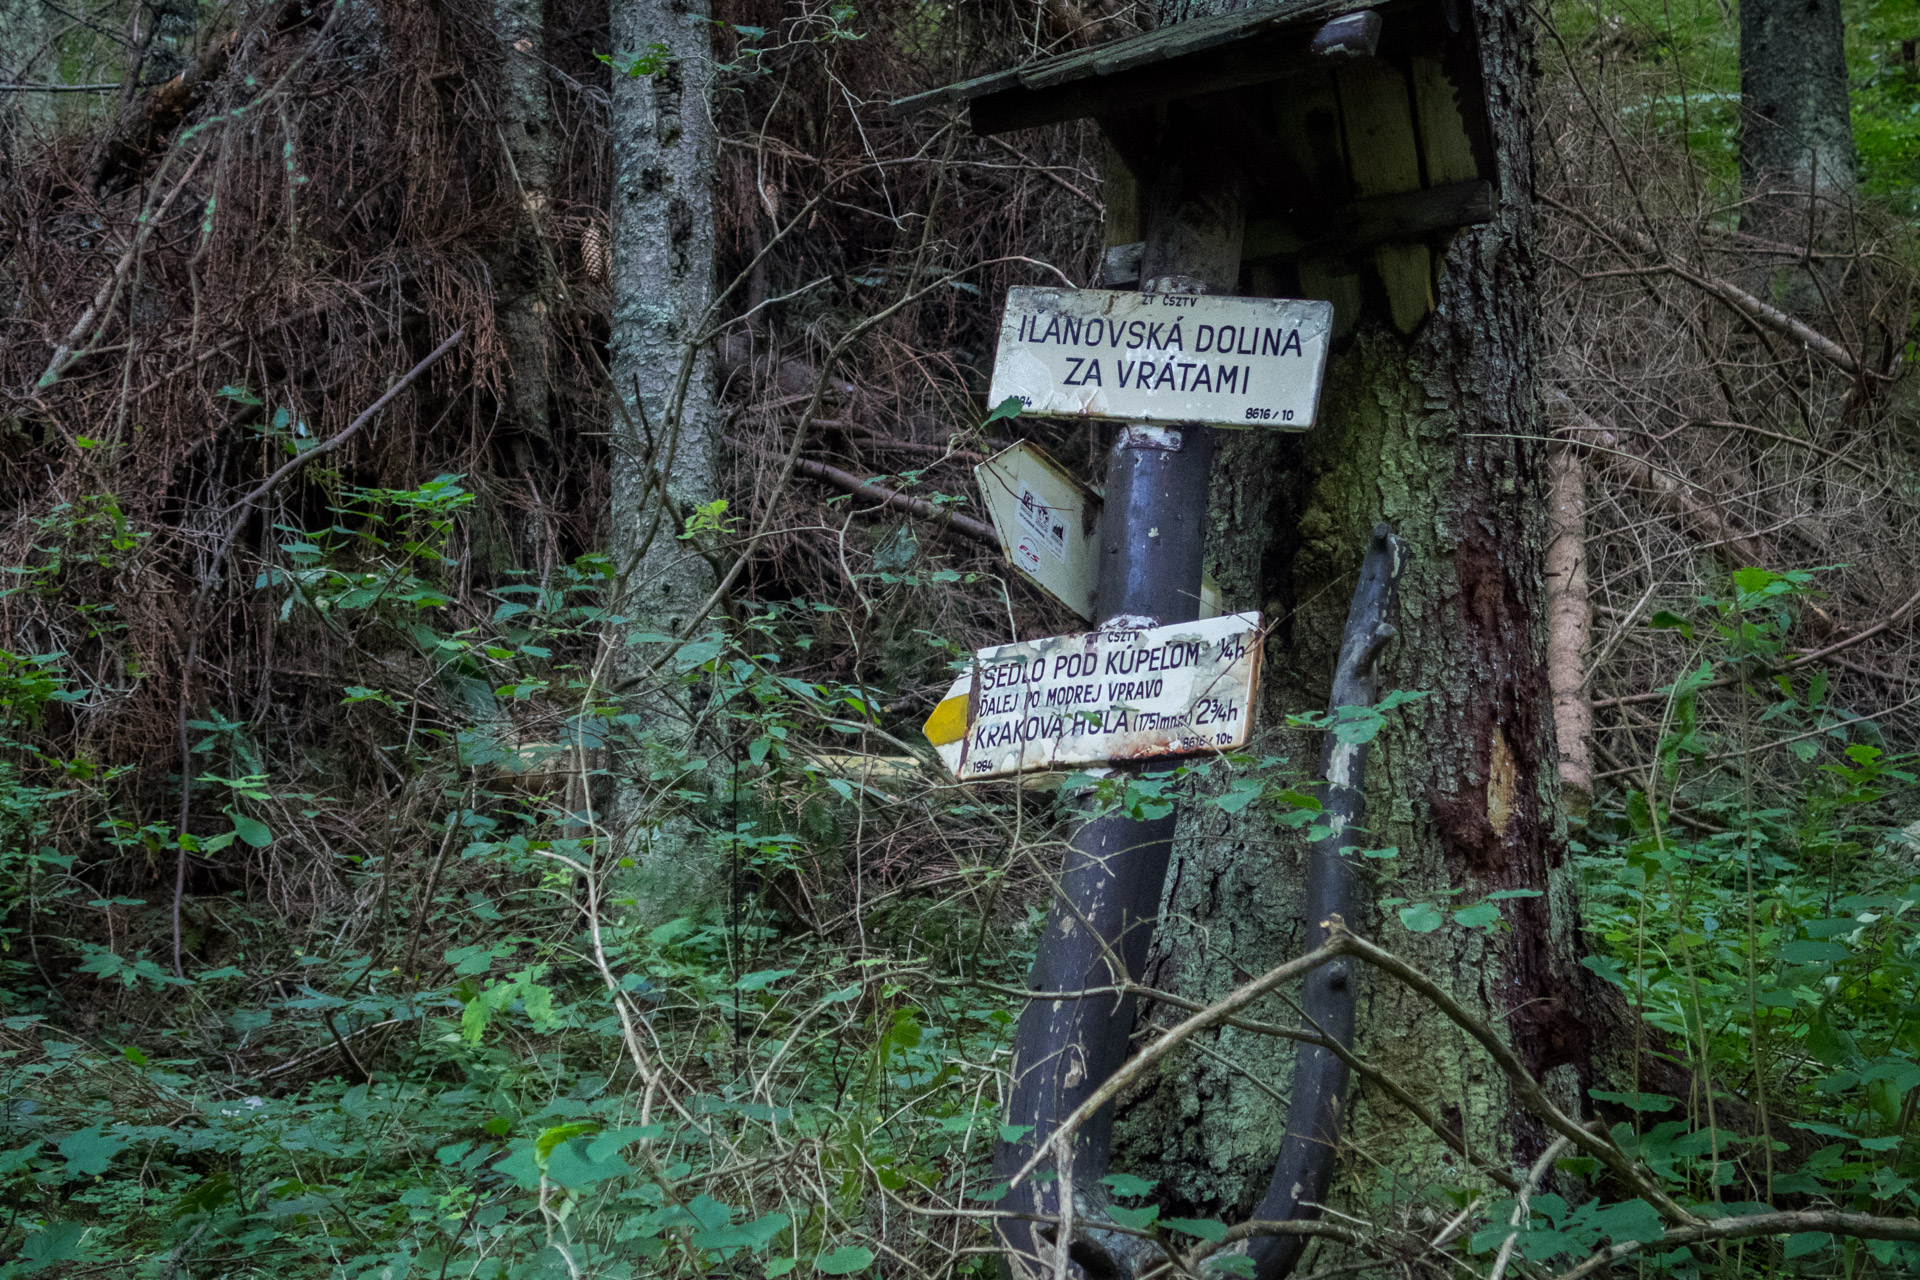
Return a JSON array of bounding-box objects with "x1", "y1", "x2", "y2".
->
[{"x1": 991, "y1": 152, "x2": 1246, "y2": 1278}]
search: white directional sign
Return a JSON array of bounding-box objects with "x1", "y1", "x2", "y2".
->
[
  {"x1": 922, "y1": 612, "x2": 1263, "y2": 780},
  {"x1": 974, "y1": 442, "x2": 1101, "y2": 620},
  {"x1": 988, "y1": 287, "x2": 1333, "y2": 429}
]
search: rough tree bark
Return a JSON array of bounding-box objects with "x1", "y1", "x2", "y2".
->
[
  {"x1": 1738, "y1": 0, "x2": 1854, "y2": 312},
  {"x1": 0, "y1": 0, "x2": 56, "y2": 150},
  {"x1": 493, "y1": 0, "x2": 560, "y2": 570},
  {"x1": 606, "y1": 0, "x2": 721, "y2": 912},
  {"x1": 1740, "y1": 0, "x2": 1854, "y2": 203},
  {"x1": 1111, "y1": 0, "x2": 1595, "y2": 1264}
]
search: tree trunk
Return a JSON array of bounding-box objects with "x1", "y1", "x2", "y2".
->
[
  {"x1": 1738, "y1": 0, "x2": 1854, "y2": 310},
  {"x1": 606, "y1": 0, "x2": 721, "y2": 912},
  {"x1": 1113, "y1": 0, "x2": 1593, "y2": 1258},
  {"x1": 0, "y1": 0, "x2": 56, "y2": 151},
  {"x1": 1546, "y1": 440, "x2": 1593, "y2": 813},
  {"x1": 1740, "y1": 0, "x2": 1854, "y2": 203},
  {"x1": 494, "y1": 0, "x2": 560, "y2": 572}
]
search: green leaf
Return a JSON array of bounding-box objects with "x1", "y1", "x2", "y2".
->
[
  {"x1": 1453, "y1": 902, "x2": 1501, "y2": 930},
  {"x1": 1106, "y1": 1203, "x2": 1160, "y2": 1230},
  {"x1": 1207, "y1": 1257, "x2": 1256, "y2": 1279},
  {"x1": 983, "y1": 396, "x2": 1025, "y2": 426},
  {"x1": 695, "y1": 1211, "x2": 790, "y2": 1253},
  {"x1": 586, "y1": 1125, "x2": 664, "y2": 1162},
  {"x1": 1162, "y1": 1218, "x2": 1230, "y2": 1243},
  {"x1": 1589, "y1": 1090, "x2": 1677, "y2": 1113},
  {"x1": 998, "y1": 1124, "x2": 1034, "y2": 1144},
  {"x1": 1211, "y1": 778, "x2": 1265, "y2": 814},
  {"x1": 58, "y1": 1127, "x2": 128, "y2": 1178},
  {"x1": 534, "y1": 1122, "x2": 599, "y2": 1166},
  {"x1": 1581, "y1": 954, "x2": 1627, "y2": 988},
  {"x1": 1398, "y1": 903, "x2": 1444, "y2": 933},
  {"x1": 1592, "y1": 1199, "x2": 1663, "y2": 1246},
  {"x1": 813, "y1": 1245, "x2": 875, "y2": 1275},
  {"x1": 19, "y1": 1222, "x2": 87, "y2": 1268},
  {"x1": 1779, "y1": 940, "x2": 1849, "y2": 963},
  {"x1": 767, "y1": 1260, "x2": 798, "y2": 1277},
  {"x1": 230, "y1": 813, "x2": 272, "y2": 848},
  {"x1": 1784, "y1": 1232, "x2": 1833, "y2": 1259},
  {"x1": 1648, "y1": 610, "x2": 1694, "y2": 639},
  {"x1": 1101, "y1": 1172, "x2": 1157, "y2": 1197},
  {"x1": 544, "y1": 1137, "x2": 631, "y2": 1188}
]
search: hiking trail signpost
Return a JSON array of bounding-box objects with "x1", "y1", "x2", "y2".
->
[
  {"x1": 990, "y1": 287, "x2": 1333, "y2": 429},
  {"x1": 895, "y1": 3, "x2": 1509, "y2": 1274},
  {"x1": 972, "y1": 441, "x2": 1101, "y2": 621},
  {"x1": 921, "y1": 611, "x2": 1262, "y2": 781},
  {"x1": 928, "y1": 287, "x2": 1328, "y2": 777}
]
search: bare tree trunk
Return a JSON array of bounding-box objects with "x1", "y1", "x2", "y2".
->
[
  {"x1": 0, "y1": 0, "x2": 57, "y2": 150},
  {"x1": 606, "y1": 0, "x2": 720, "y2": 914},
  {"x1": 1740, "y1": 0, "x2": 1854, "y2": 203},
  {"x1": 1739, "y1": 0, "x2": 1854, "y2": 316},
  {"x1": 494, "y1": 0, "x2": 560, "y2": 571},
  {"x1": 1546, "y1": 441, "x2": 1593, "y2": 813},
  {"x1": 1114, "y1": 0, "x2": 1597, "y2": 1259}
]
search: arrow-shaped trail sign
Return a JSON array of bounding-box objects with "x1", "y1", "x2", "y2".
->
[{"x1": 923, "y1": 612, "x2": 1262, "y2": 780}]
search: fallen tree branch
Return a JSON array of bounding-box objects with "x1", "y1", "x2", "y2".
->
[
  {"x1": 1015, "y1": 922, "x2": 1702, "y2": 1230},
  {"x1": 1329, "y1": 922, "x2": 1699, "y2": 1226},
  {"x1": 225, "y1": 327, "x2": 466, "y2": 520},
  {"x1": 1549, "y1": 1209, "x2": 1920, "y2": 1280},
  {"x1": 34, "y1": 145, "x2": 210, "y2": 391},
  {"x1": 1546, "y1": 389, "x2": 1766, "y2": 568},
  {"x1": 1539, "y1": 193, "x2": 1868, "y2": 380},
  {"x1": 792, "y1": 457, "x2": 999, "y2": 546},
  {"x1": 1006, "y1": 938, "x2": 1349, "y2": 1190},
  {"x1": 1590, "y1": 576, "x2": 1920, "y2": 712}
]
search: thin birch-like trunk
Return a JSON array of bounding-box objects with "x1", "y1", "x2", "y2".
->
[{"x1": 605, "y1": 0, "x2": 721, "y2": 917}]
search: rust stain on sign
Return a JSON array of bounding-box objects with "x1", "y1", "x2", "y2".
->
[{"x1": 924, "y1": 612, "x2": 1263, "y2": 780}]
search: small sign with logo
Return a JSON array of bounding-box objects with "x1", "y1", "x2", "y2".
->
[{"x1": 974, "y1": 442, "x2": 1100, "y2": 620}]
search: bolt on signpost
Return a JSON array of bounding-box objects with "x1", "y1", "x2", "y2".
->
[{"x1": 920, "y1": 247, "x2": 1333, "y2": 1276}]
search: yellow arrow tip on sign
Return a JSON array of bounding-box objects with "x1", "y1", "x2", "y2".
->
[{"x1": 922, "y1": 692, "x2": 970, "y2": 747}]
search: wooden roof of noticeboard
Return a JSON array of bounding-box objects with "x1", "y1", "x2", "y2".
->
[{"x1": 892, "y1": 0, "x2": 1395, "y2": 134}]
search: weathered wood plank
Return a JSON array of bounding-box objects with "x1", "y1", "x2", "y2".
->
[
  {"x1": 1410, "y1": 53, "x2": 1480, "y2": 184},
  {"x1": 892, "y1": 0, "x2": 1371, "y2": 112},
  {"x1": 1242, "y1": 178, "x2": 1494, "y2": 259},
  {"x1": 975, "y1": 36, "x2": 1325, "y2": 134},
  {"x1": 1269, "y1": 67, "x2": 1351, "y2": 212},
  {"x1": 1336, "y1": 57, "x2": 1421, "y2": 197},
  {"x1": 1335, "y1": 56, "x2": 1431, "y2": 330},
  {"x1": 1297, "y1": 256, "x2": 1363, "y2": 338}
]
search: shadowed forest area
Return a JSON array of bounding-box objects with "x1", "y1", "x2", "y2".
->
[{"x1": 5, "y1": 0, "x2": 1920, "y2": 1275}]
